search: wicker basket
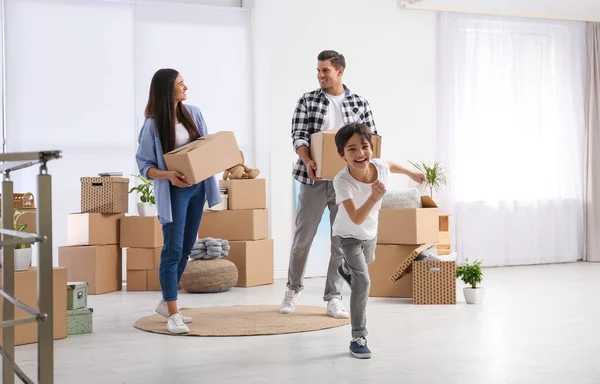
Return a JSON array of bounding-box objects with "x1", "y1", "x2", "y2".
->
[
  {"x1": 0, "y1": 192, "x2": 35, "y2": 209},
  {"x1": 80, "y1": 176, "x2": 129, "y2": 214}
]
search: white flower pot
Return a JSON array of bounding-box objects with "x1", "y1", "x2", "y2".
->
[
  {"x1": 463, "y1": 287, "x2": 484, "y2": 304},
  {"x1": 0, "y1": 248, "x2": 32, "y2": 272},
  {"x1": 137, "y1": 202, "x2": 157, "y2": 217}
]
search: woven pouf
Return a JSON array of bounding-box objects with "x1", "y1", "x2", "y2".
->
[{"x1": 180, "y1": 259, "x2": 238, "y2": 293}]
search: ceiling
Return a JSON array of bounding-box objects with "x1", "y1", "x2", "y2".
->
[{"x1": 399, "y1": 0, "x2": 600, "y2": 22}]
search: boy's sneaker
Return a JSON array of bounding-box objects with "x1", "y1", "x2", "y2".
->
[
  {"x1": 280, "y1": 289, "x2": 300, "y2": 314},
  {"x1": 338, "y1": 264, "x2": 352, "y2": 287},
  {"x1": 349, "y1": 337, "x2": 372, "y2": 359},
  {"x1": 327, "y1": 297, "x2": 350, "y2": 319},
  {"x1": 156, "y1": 299, "x2": 192, "y2": 324},
  {"x1": 167, "y1": 314, "x2": 189, "y2": 334}
]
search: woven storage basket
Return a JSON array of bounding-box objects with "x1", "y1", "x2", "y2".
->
[
  {"x1": 0, "y1": 192, "x2": 35, "y2": 209},
  {"x1": 412, "y1": 260, "x2": 456, "y2": 305},
  {"x1": 180, "y1": 259, "x2": 238, "y2": 293},
  {"x1": 80, "y1": 176, "x2": 129, "y2": 213}
]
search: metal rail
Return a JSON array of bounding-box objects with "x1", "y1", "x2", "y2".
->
[{"x1": 0, "y1": 150, "x2": 61, "y2": 384}]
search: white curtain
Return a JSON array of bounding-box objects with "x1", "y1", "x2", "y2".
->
[
  {"x1": 584, "y1": 22, "x2": 600, "y2": 262},
  {"x1": 437, "y1": 12, "x2": 587, "y2": 267}
]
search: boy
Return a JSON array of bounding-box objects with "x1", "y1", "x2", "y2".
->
[{"x1": 332, "y1": 123, "x2": 425, "y2": 359}]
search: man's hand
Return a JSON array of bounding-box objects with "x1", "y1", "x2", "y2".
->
[
  {"x1": 167, "y1": 171, "x2": 191, "y2": 188},
  {"x1": 304, "y1": 159, "x2": 319, "y2": 181},
  {"x1": 369, "y1": 180, "x2": 386, "y2": 203},
  {"x1": 410, "y1": 171, "x2": 426, "y2": 184}
]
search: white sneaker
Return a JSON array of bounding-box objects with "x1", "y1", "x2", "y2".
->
[
  {"x1": 280, "y1": 289, "x2": 300, "y2": 314},
  {"x1": 167, "y1": 314, "x2": 189, "y2": 334},
  {"x1": 156, "y1": 299, "x2": 192, "y2": 324},
  {"x1": 327, "y1": 297, "x2": 350, "y2": 319}
]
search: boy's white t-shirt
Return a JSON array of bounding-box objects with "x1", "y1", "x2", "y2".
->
[{"x1": 332, "y1": 158, "x2": 390, "y2": 241}]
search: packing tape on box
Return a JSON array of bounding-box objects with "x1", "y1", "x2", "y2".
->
[{"x1": 389, "y1": 243, "x2": 434, "y2": 283}]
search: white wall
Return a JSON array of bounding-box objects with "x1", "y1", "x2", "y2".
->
[{"x1": 248, "y1": 0, "x2": 438, "y2": 279}]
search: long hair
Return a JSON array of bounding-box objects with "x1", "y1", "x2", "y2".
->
[{"x1": 144, "y1": 68, "x2": 200, "y2": 153}]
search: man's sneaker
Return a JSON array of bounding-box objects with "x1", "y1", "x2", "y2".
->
[
  {"x1": 327, "y1": 297, "x2": 350, "y2": 319},
  {"x1": 338, "y1": 264, "x2": 352, "y2": 287},
  {"x1": 156, "y1": 299, "x2": 192, "y2": 324},
  {"x1": 167, "y1": 313, "x2": 189, "y2": 334},
  {"x1": 280, "y1": 289, "x2": 300, "y2": 314},
  {"x1": 349, "y1": 337, "x2": 372, "y2": 359}
]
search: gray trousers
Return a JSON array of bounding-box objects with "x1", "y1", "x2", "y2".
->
[
  {"x1": 338, "y1": 236, "x2": 376, "y2": 339},
  {"x1": 287, "y1": 180, "x2": 344, "y2": 302}
]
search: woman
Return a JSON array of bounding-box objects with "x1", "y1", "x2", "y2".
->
[{"x1": 136, "y1": 68, "x2": 222, "y2": 334}]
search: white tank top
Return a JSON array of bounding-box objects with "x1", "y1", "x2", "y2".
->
[{"x1": 174, "y1": 123, "x2": 191, "y2": 148}]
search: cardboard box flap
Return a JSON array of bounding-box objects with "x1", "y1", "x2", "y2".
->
[
  {"x1": 166, "y1": 137, "x2": 207, "y2": 154},
  {"x1": 389, "y1": 243, "x2": 434, "y2": 283},
  {"x1": 421, "y1": 196, "x2": 438, "y2": 208}
]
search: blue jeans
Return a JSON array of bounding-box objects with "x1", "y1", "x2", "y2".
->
[{"x1": 160, "y1": 182, "x2": 206, "y2": 302}]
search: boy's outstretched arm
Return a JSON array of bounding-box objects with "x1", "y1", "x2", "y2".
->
[
  {"x1": 340, "y1": 180, "x2": 387, "y2": 225},
  {"x1": 387, "y1": 161, "x2": 426, "y2": 183}
]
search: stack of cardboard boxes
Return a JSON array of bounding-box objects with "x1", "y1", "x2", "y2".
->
[
  {"x1": 369, "y1": 196, "x2": 441, "y2": 299},
  {"x1": 0, "y1": 193, "x2": 68, "y2": 346},
  {"x1": 122, "y1": 216, "x2": 163, "y2": 291},
  {"x1": 198, "y1": 178, "x2": 273, "y2": 287},
  {"x1": 59, "y1": 176, "x2": 128, "y2": 295}
]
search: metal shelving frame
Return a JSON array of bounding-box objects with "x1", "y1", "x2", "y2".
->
[{"x1": 0, "y1": 151, "x2": 61, "y2": 384}]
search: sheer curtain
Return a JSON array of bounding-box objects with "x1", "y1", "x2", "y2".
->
[{"x1": 437, "y1": 13, "x2": 587, "y2": 267}]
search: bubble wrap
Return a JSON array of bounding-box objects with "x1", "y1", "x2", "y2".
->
[{"x1": 381, "y1": 188, "x2": 422, "y2": 209}]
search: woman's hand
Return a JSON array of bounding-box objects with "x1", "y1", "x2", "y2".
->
[{"x1": 167, "y1": 171, "x2": 191, "y2": 188}]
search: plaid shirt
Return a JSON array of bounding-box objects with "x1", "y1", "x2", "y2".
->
[{"x1": 291, "y1": 85, "x2": 378, "y2": 185}]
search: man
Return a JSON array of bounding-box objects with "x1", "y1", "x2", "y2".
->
[{"x1": 281, "y1": 50, "x2": 377, "y2": 318}]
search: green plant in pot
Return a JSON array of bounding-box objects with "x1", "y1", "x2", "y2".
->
[
  {"x1": 129, "y1": 174, "x2": 156, "y2": 217},
  {"x1": 456, "y1": 258, "x2": 484, "y2": 304},
  {"x1": 408, "y1": 161, "x2": 448, "y2": 198},
  {"x1": 0, "y1": 210, "x2": 33, "y2": 271}
]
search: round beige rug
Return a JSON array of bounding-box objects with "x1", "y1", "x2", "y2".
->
[{"x1": 133, "y1": 305, "x2": 350, "y2": 337}]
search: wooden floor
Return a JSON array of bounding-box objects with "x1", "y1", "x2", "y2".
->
[{"x1": 10, "y1": 262, "x2": 600, "y2": 384}]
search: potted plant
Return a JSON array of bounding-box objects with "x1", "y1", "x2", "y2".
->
[
  {"x1": 456, "y1": 258, "x2": 484, "y2": 304},
  {"x1": 129, "y1": 174, "x2": 156, "y2": 217},
  {"x1": 408, "y1": 161, "x2": 448, "y2": 198},
  {"x1": 0, "y1": 210, "x2": 33, "y2": 271}
]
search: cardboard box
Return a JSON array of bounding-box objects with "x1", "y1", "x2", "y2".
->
[
  {"x1": 126, "y1": 269, "x2": 160, "y2": 291},
  {"x1": 219, "y1": 179, "x2": 267, "y2": 210},
  {"x1": 198, "y1": 209, "x2": 268, "y2": 241},
  {"x1": 58, "y1": 245, "x2": 122, "y2": 295},
  {"x1": 377, "y1": 196, "x2": 439, "y2": 245},
  {"x1": 66, "y1": 213, "x2": 123, "y2": 246},
  {"x1": 127, "y1": 270, "x2": 147, "y2": 291},
  {"x1": 146, "y1": 269, "x2": 161, "y2": 291},
  {"x1": 310, "y1": 130, "x2": 382, "y2": 180},
  {"x1": 0, "y1": 267, "x2": 67, "y2": 346},
  {"x1": 120, "y1": 216, "x2": 163, "y2": 248},
  {"x1": 369, "y1": 244, "x2": 421, "y2": 298},
  {"x1": 127, "y1": 247, "x2": 161, "y2": 270},
  {"x1": 81, "y1": 176, "x2": 129, "y2": 214},
  {"x1": 226, "y1": 239, "x2": 273, "y2": 287},
  {"x1": 15, "y1": 208, "x2": 36, "y2": 233},
  {"x1": 164, "y1": 131, "x2": 242, "y2": 185},
  {"x1": 412, "y1": 261, "x2": 456, "y2": 305}
]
